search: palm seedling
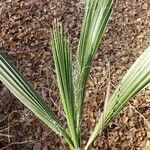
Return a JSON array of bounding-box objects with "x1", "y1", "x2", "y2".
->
[{"x1": 0, "y1": 0, "x2": 150, "y2": 149}]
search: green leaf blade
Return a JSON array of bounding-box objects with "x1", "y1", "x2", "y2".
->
[
  {"x1": 85, "y1": 46, "x2": 150, "y2": 149},
  {"x1": 51, "y1": 23, "x2": 79, "y2": 148},
  {"x1": 0, "y1": 52, "x2": 74, "y2": 147},
  {"x1": 75, "y1": 0, "x2": 113, "y2": 135}
]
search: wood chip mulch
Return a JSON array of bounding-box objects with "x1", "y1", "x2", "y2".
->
[{"x1": 0, "y1": 0, "x2": 150, "y2": 150}]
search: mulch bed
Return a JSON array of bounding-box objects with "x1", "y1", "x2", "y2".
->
[{"x1": 0, "y1": 0, "x2": 150, "y2": 149}]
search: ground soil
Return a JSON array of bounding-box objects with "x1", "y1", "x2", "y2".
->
[{"x1": 0, "y1": 0, "x2": 150, "y2": 150}]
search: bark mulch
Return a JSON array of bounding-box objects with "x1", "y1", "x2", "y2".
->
[{"x1": 0, "y1": 0, "x2": 150, "y2": 150}]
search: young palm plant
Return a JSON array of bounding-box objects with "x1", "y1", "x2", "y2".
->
[{"x1": 0, "y1": 0, "x2": 150, "y2": 149}]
